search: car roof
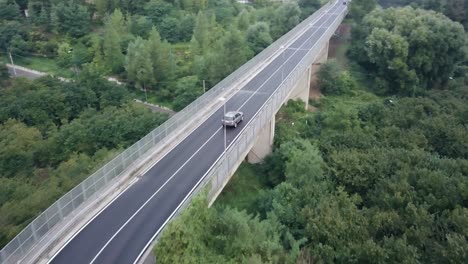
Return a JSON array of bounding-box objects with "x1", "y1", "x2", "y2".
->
[{"x1": 225, "y1": 111, "x2": 239, "y2": 117}]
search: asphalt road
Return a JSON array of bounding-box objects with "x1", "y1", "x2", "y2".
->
[
  {"x1": 50, "y1": 2, "x2": 346, "y2": 264},
  {"x1": 6, "y1": 64, "x2": 46, "y2": 79}
]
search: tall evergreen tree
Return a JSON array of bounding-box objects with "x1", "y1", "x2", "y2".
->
[
  {"x1": 53, "y1": 1, "x2": 90, "y2": 38},
  {"x1": 126, "y1": 37, "x2": 155, "y2": 91},
  {"x1": 102, "y1": 9, "x2": 127, "y2": 73},
  {"x1": 191, "y1": 11, "x2": 210, "y2": 55},
  {"x1": 147, "y1": 27, "x2": 171, "y2": 84}
]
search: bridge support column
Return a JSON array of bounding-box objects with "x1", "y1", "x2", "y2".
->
[
  {"x1": 247, "y1": 115, "x2": 275, "y2": 163},
  {"x1": 309, "y1": 40, "x2": 329, "y2": 93},
  {"x1": 287, "y1": 41, "x2": 329, "y2": 108}
]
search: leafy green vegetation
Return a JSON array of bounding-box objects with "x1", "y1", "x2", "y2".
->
[
  {"x1": 216, "y1": 163, "x2": 268, "y2": 213},
  {"x1": 350, "y1": 6, "x2": 466, "y2": 95},
  {"x1": 0, "y1": 0, "x2": 327, "y2": 250},
  {"x1": 378, "y1": 0, "x2": 468, "y2": 28},
  {"x1": 155, "y1": 2, "x2": 467, "y2": 263},
  {"x1": 0, "y1": 71, "x2": 168, "y2": 248},
  {"x1": 0, "y1": 0, "x2": 324, "y2": 109}
]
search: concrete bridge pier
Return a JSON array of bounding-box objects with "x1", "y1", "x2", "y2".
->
[
  {"x1": 247, "y1": 115, "x2": 275, "y2": 164},
  {"x1": 246, "y1": 41, "x2": 329, "y2": 163},
  {"x1": 289, "y1": 41, "x2": 329, "y2": 109}
]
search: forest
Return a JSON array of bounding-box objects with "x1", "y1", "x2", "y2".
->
[
  {"x1": 155, "y1": 0, "x2": 468, "y2": 263},
  {"x1": 0, "y1": 71, "x2": 168, "y2": 248},
  {"x1": 0, "y1": 0, "x2": 322, "y2": 109},
  {"x1": 0, "y1": 0, "x2": 327, "y2": 250}
]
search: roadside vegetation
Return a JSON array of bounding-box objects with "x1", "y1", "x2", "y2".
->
[
  {"x1": 0, "y1": 71, "x2": 168, "y2": 248},
  {"x1": 0, "y1": 0, "x2": 324, "y2": 109},
  {"x1": 0, "y1": 0, "x2": 328, "y2": 249},
  {"x1": 155, "y1": 0, "x2": 468, "y2": 263}
]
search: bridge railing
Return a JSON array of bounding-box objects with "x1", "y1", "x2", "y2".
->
[
  {"x1": 0, "y1": 1, "x2": 339, "y2": 263},
  {"x1": 152, "y1": 0, "x2": 345, "y2": 242},
  {"x1": 207, "y1": 5, "x2": 346, "y2": 201}
]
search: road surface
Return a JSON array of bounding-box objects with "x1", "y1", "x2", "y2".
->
[
  {"x1": 6, "y1": 64, "x2": 46, "y2": 79},
  {"x1": 50, "y1": 2, "x2": 346, "y2": 263}
]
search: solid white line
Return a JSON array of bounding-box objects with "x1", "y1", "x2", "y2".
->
[
  {"x1": 88, "y1": 126, "x2": 223, "y2": 264},
  {"x1": 52, "y1": 4, "x2": 343, "y2": 264},
  {"x1": 237, "y1": 11, "x2": 334, "y2": 112},
  {"x1": 46, "y1": 173, "x2": 141, "y2": 264},
  {"x1": 132, "y1": 3, "x2": 345, "y2": 264},
  {"x1": 45, "y1": 7, "x2": 341, "y2": 264},
  {"x1": 232, "y1": 10, "x2": 343, "y2": 149}
]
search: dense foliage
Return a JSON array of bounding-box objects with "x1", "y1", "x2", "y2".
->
[
  {"x1": 0, "y1": 0, "x2": 325, "y2": 250},
  {"x1": 378, "y1": 0, "x2": 468, "y2": 28},
  {"x1": 155, "y1": 3, "x2": 467, "y2": 263},
  {"x1": 0, "y1": 72, "x2": 168, "y2": 248},
  {"x1": 350, "y1": 6, "x2": 467, "y2": 95},
  {"x1": 156, "y1": 80, "x2": 467, "y2": 264},
  {"x1": 0, "y1": 0, "x2": 322, "y2": 110}
]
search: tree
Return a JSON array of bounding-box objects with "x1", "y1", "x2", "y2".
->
[
  {"x1": 147, "y1": 27, "x2": 171, "y2": 84},
  {"x1": 237, "y1": 10, "x2": 251, "y2": 31},
  {"x1": 0, "y1": 63, "x2": 9, "y2": 83},
  {"x1": 57, "y1": 42, "x2": 72, "y2": 67},
  {"x1": 246, "y1": 22, "x2": 272, "y2": 54},
  {"x1": 158, "y1": 16, "x2": 180, "y2": 43},
  {"x1": 143, "y1": 0, "x2": 174, "y2": 25},
  {"x1": 0, "y1": 21, "x2": 26, "y2": 50},
  {"x1": 351, "y1": 7, "x2": 467, "y2": 94},
  {"x1": 129, "y1": 15, "x2": 152, "y2": 38},
  {"x1": 317, "y1": 60, "x2": 341, "y2": 92},
  {"x1": 71, "y1": 42, "x2": 92, "y2": 70},
  {"x1": 155, "y1": 193, "x2": 291, "y2": 263},
  {"x1": 444, "y1": 0, "x2": 466, "y2": 24},
  {"x1": 0, "y1": 0, "x2": 21, "y2": 20},
  {"x1": 216, "y1": 27, "x2": 252, "y2": 79},
  {"x1": 172, "y1": 75, "x2": 202, "y2": 111},
  {"x1": 28, "y1": 0, "x2": 53, "y2": 30},
  {"x1": 102, "y1": 9, "x2": 127, "y2": 73},
  {"x1": 191, "y1": 11, "x2": 212, "y2": 55},
  {"x1": 125, "y1": 37, "x2": 154, "y2": 91},
  {"x1": 0, "y1": 120, "x2": 43, "y2": 178},
  {"x1": 9, "y1": 34, "x2": 31, "y2": 56},
  {"x1": 271, "y1": 2, "x2": 301, "y2": 39},
  {"x1": 179, "y1": 13, "x2": 196, "y2": 42},
  {"x1": 298, "y1": 0, "x2": 321, "y2": 19},
  {"x1": 53, "y1": 1, "x2": 90, "y2": 38},
  {"x1": 349, "y1": 0, "x2": 377, "y2": 22}
]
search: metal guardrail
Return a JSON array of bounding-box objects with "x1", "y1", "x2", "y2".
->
[
  {"x1": 207, "y1": 6, "x2": 347, "y2": 201},
  {"x1": 151, "y1": 0, "x2": 346, "y2": 244},
  {"x1": 0, "y1": 1, "x2": 340, "y2": 263}
]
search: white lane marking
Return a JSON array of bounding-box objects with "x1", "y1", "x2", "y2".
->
[
  {"x1": 88, "y1": 127, "x2": 223, "y2": 264},
  {"x1": 133, "y1": 3, "x2": 346, "y2": 264},
  {"x1": 53, "y1": 4, "x2": 344, "y2": 264},
  {"x1": 237, "y1": 12, "x2": 334, "y2": 112},
  {"x1": 231, "y1": 8, "x2": 345, "y2": 149},
  {"x1": 46, "y1": 173, "x2": 142, "y2": 264}
]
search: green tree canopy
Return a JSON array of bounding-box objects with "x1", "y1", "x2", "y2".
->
[
  {"x1": 246, "y1": 22, "x2": 273, "y2": 54},
  {"x1": 53, "y1": 1, "x2": 91, "y2": 38},
  {"x1": 351, "y1": 7, "x2": 467, "y2": 94}
]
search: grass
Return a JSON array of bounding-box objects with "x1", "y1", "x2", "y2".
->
[
  {"x1": 130, "y1": 89, "x2": 175, "y2": 109},
  {"x1": 215, "y1": 163, "x2": 268, "y2": 211}
]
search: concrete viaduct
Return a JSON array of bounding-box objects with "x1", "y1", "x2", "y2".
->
[{"x1": 0, "y1": 1, "x2": 347, "y2": 263}]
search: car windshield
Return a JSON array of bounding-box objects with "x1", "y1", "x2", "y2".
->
[{"x1": 224, "y1": 116, "x2": 234, "y2": 121}]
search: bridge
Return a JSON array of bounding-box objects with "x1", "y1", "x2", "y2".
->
[{"x1": 0, "y1": 1, "x2": 347, "y2": 263}]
